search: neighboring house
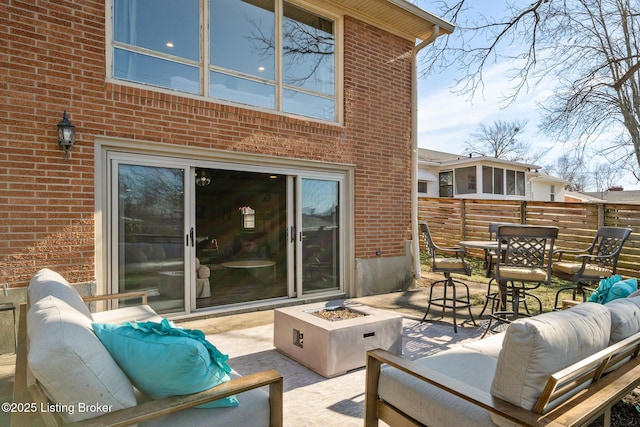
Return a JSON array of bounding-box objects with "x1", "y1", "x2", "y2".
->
[
  {"x1": 566, "y1": 189, "x2": 640, "y2": 203},
  {"x1": 1, "y1": 1, "x2": 452, "y2": 317},
  {"x1": 417, "y1": 149, "x2": 568, "y2": 201}
]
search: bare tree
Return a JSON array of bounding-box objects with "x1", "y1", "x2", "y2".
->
[
  {"x1": 463, "y1": 119, "x2": 545, "y2": 163},
  {"x1": 592, "y1": 162, "x2": 624, "y2": 193},
  {"x1": 545, "y1": 153, "x2": 589, "y2": 191},
  {"x1": 421, "y1": 0, "x2": 640, "y2": 180}
]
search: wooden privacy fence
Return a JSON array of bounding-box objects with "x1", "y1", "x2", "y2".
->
[{"x1": 418, "y1": 197, "x2": 640, "y2": 279}]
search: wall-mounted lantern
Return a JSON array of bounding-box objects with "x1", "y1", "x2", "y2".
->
[{"x1": 57, "y1": 110, "x2": 76, "y2": 159}]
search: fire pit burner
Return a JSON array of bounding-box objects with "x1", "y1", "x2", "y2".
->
[{"x1": 308, "y1": 307, "x2": 368, "y2": 321}]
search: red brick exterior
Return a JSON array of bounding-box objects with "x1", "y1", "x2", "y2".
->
[{"x1": 0, "y1": 2, "x2": 414, "y2": 287}]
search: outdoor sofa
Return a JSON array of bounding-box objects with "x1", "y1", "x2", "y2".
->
[
  {"x1": 365, "y1": 294, "x2": 640, "y2": 426},
  {"x1": 12, "y1": 268, "x2": 283, "y2": 426}
]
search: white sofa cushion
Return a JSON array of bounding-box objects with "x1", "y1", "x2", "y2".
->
[
  {"x1": 28, "y1": 268, "x2": 93, "y2": 319},
  {"x1": 138, "y1": 372, "x2": 270, "y2": 427},
  {"x1": 606, "y1": 295, "x2": 640, "y2": 343},
  {"x1": 490, "y1": 302, "x2": 611, "y2": 412},
  {"x1": 27, "y1": 296, "x2": 137, "y2": 423},
  {"x1": 378, "y1": 347, "x2": 497, "y2": 427},
  {"x1": 462, "y1": 331, "x2": 505, "y2": 359},
  {"x1": 92, "y1": 304, "x2": 163, "y2": 324}
]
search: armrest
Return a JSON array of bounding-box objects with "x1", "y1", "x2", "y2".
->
[
  {"x1": 574, "y1": 254, "x2": 615, "y2": 264},
  {"x1": 561, "y1": 300, "x2": 581, "y2": 309},
  {"x1": 82, "y1": 291, "x2": 148, "y2": 305},
  {"x1": 433, "y1": 244, "x2": 467, "y2": 257},
  {"x1": 553, "y1": 248, "x2": 588, "y2": 262},
  {"x1": 365, "y1": 349, "x2": 549, "y2": 427},
  {"x1": 62, "y1": 370, "x2": 283, "y2": 427}
]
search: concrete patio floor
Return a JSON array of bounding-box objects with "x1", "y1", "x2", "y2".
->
[{"x1": 0, "y1": 274, "x2": 487, "y2": 426}]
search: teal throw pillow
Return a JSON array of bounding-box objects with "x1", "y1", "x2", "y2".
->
[
  {"x1": 92, "y1": 319, "x2": 238, "y2": 408},
  {"x1": 603, "y1": 277, "x2": 637, "y2": 303},
  {"x1": 588, "y1": 275, "x2": 637, "y2": 304}
]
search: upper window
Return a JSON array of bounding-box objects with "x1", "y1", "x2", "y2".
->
[{"x1": 111, "y1": 0, "x2": 337, "y2": 122}]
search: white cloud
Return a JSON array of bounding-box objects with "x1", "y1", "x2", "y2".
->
[{"x1": 417, "y1": 62, "x2": 561, "y2": 166}]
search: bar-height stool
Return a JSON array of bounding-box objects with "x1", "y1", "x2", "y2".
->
[
  {"x1": 420, "y1": 222, "x2": 476, "y2": 333},
  {"x1": 483, "y1": 225, "x2": 558, "y2": 337}
]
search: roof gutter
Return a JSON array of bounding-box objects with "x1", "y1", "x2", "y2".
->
[{"x1": 411, "y1": 25, "x2": 440, "y2": 281}]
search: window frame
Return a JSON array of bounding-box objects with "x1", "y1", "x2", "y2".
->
[
  {"x1": 454, "y1": 166, "x2": 476, "y2": 195},
  {"x1": 106, "y1": 0, "x2": 343, "y2": 124},
  {"x1": 439, "y1": 171, "x2": 453, "y2": 197},
  {"x1": 417, "y1": 180, "x2": 428, "y2": 194}
]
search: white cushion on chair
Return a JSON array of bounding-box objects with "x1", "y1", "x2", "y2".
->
[
  {"x1": 378, "y1": 347, "x2": 497, "y2": 427},
  {"x1": 605, "y1": 295, "x2": 640, "y2": 342},
  {"x1": 552, "y1": 261, "x2": 611, "y2": 277},
  {"x1": 497, "y1": 266, "x2": 548, "y2": 282},
  {"x1": 27, "y1": 296, "x2": 137, "y2": 423},
  {"x1": 28, "y1": 268, "x2": 93, "y2": 319},
  {"x1": 490, "y1": 302, "x2": 610, "y2": 411},
  {"x1": 433, "y1": 257, "x2": 465, "y2": 270}
]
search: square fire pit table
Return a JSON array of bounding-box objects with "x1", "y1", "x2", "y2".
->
[{"x1": 273, "y1": 302, "x2": 402, "y2": 377}]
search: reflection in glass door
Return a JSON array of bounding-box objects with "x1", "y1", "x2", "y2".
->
[
  {"x1": 114, "y1": 163, "x2": 187, "y2": 314},
  {"x1": 300, "y1": 178, "x2": 340, "y2": 293}
]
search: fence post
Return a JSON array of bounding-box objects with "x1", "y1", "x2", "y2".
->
[
  {"x1": 598, "y1": 204, "x2": 605, "y2": 228},
  {"x1": 520, "y1": 201, "x2": 527, "y2": 224},
  {"x1": 461, "y1": 199, "x2": 466, "y2": 239}
]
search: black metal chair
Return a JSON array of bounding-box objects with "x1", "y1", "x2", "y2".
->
[
  {"x1": 552, "y1": 226, "x2": 632, "y2": 309},
  {"x1": 483, "y1": 225, "x2": 558, "y2": 337},
  {"x1": 420, "y1": 222, "x2": 476, "y2": 333},
  {"x1": 479, "y1": 222, "x2": 520, "y2": 317}
]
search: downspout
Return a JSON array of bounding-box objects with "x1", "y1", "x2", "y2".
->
[{"x1": 411, "y1": 25, "x2": 440, "y2": 280}]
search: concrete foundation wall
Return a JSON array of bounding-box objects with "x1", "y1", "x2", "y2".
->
[{"x1": 355, "y1": 241, "x2": 414, "y2": 297}]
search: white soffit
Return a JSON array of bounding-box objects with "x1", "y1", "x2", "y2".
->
[{"x1": 324, "y1": 0, "x2": 454, "y2": 41}]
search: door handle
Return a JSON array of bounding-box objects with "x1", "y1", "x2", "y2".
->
[
  {"x1": 290, "y1": 226, "x2": 295, "y2": 243},
  {"x1": 190, "y1": 227, "x2": 195, "y2": 247}
]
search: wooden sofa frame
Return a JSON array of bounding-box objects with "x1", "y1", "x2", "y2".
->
[
  {"x1": 365, "y1": 331, "x2": 640, "y2": 427},
  {"x1": 12, "y1": 296, "x2": 284, "y2": 427}
]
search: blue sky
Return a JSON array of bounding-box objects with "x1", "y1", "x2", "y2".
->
[
  {"x1": 410, "y1": 1, "x2": 638, "y2": 190},
  {"x1": 412, "y1": 1, "x2": 558, "y2": 161}
]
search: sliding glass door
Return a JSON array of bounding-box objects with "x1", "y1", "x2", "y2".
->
[
  {"x1": 296, "y1": 176, "x2": 341, "y2": 294},
  {"x1": 107, "y1": 151, "x2": 346, "y2": 314},
  {"x1": 111, "y1": 157, "x2": 191, "y2": 314}
]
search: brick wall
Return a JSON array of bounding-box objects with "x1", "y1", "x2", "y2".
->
[{"x1": 0, "y1": 2, "x2": 415, "y2": 287}]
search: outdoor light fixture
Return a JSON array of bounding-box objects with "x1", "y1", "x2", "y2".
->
[
  {"x1": 57, "y1": 110, "x2": 76, "y2": 159},
  {"x1": 195, "y1": 169, "x2": 212, "y2": 186}
]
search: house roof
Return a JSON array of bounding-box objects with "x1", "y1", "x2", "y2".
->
[
  {"x1": 528, "y1": 172, "x2": 570, "y2": 185},
  {"x1": 326, "y1": 0, "x2": 454, "y2": 41},
  {"x1": 417, "y1": 148, "x2": 540, "y2": 170},
  {"x1": 581, "y1": 190, "x2": 640, "y2": 203},
  {"x1": 564, "y1": 191, "x2": 608, "y2": 203}
]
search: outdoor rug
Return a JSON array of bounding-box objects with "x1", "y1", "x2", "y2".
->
[{"x1": 208, "y1": 317, "x2": 484, "y2": 426}]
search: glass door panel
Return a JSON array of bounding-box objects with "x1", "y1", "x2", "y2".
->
[
  {"x1": 300, "y1": 178, "x2": 340, "y2": 293},
  {"x1": 115, "y1": 163, "x2": 187, "y2": 313},
  {"x1": 194, "y1": 169, "x2": 288, "y2": 307}
]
